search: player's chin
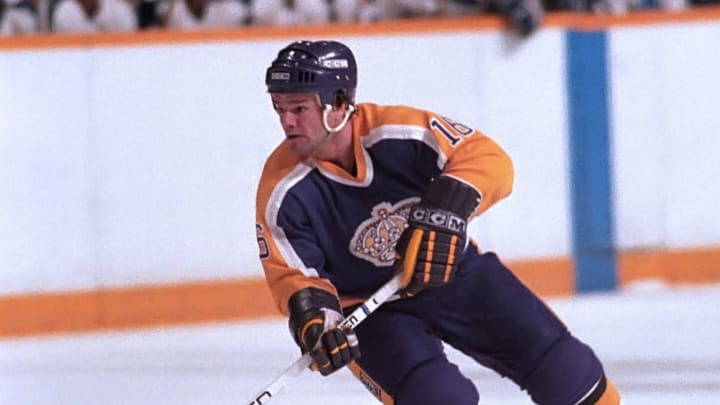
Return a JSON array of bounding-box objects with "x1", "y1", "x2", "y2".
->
[{"x1": 287, "y1": 137, "x2": 311, "y2": 155}]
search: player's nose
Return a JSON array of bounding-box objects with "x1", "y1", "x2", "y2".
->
[{"x1": 279, "y1": 112, "x2": 297, "y2": 130}]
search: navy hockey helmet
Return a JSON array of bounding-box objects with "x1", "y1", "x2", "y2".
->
[{"x1": 266, "y1": 40, "x2": 357, "y2": 108}]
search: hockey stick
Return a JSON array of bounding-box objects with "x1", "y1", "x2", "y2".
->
[{"x1": 246, "y1": 273, "x2": 403, "y2": 405}]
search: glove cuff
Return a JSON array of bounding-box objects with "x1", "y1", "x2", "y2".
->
[{"x1": 420, "y1": 175, "x2": 481, "y2": 220}]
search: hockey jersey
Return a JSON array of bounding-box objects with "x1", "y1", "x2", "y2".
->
[{"x1": 255, "y1": 103, "x2": 514, "y2": 315}]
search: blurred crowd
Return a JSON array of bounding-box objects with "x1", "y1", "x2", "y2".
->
[{"x1": 1, "y1": 0, "x2": 718, "y2": 39}]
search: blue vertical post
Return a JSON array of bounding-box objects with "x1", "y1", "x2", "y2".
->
[{"x1": 566, "y1": 30, "x2": 617, "y2": 292}]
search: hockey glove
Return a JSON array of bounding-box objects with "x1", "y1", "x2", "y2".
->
[
  {"x1": 288, "y1": 287, "x2": 360, "y2": 376},
  {"x1": 395, "y1": 175, "x2": 481, "y2": 297}
]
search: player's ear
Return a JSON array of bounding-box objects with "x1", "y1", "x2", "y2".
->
[{"x1": 333, "y1": 90, "x2": 349, "y2": 110}]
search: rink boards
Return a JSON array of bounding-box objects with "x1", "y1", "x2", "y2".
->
[{"x1": 1, "y1": 9, "x2": 720, "y2": 336}]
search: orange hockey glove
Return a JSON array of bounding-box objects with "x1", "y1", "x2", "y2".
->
[
  {"x1": 395, "y1": 175, "x2": 481, "y2": 297},
  {"x1": 288, "y1": 287, "x2": 360, "y2": 376}
]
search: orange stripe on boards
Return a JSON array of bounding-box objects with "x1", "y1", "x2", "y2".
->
[
  {"x1": 618, "y1": 246, "x2": 720, "y2": 287},
  {"x1": 0, "y1": 259, "x2": 574, "y2": 339},
  {"x1": 0, "y1": 278, "x2": 277, "y2": 338},
  {"x1": 1, "y1": 7, "x2": 720, "y2": 51},
  {"x1": 1, "y1": 246, "x2": 718, "y2": 338},
  {"x1": 507, "y1": 257, "x2": 576, "y2": 297},
  {"x1": 0, "y1": 290, "x2": 101, "y2": 337},
  {"x1": 546, "y1": 7, "x2": 720, "y2": 30}
]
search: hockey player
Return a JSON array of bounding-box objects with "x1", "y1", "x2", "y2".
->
[{"x1": 255, "y1": 39, "x2": 621, "y2": 404}]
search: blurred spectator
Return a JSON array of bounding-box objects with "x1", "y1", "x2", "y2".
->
[
  {"x1": 136, "y1": 0, "x2": 160, "y2": 27},
  {"x1": 330, "y1": 0, "x2": 361, "y2": 22},
  {"x1": 638, "y1": 0, "x2": 687, "y2": 11},
  {"x1": 551, "y1": 0, "x2": 686, "y2": 13},
  {"x1": 441, "y1": 0, "x2": 543, "y2": 37},
  {"x1": 441, "y1": 0, "x2": 484, "y2": 16},
  {"x1": 343, "y1": 0, "x2": 384, "y2": 22},
  {"x1": 370, "y1": 0, "x2": 442, "y2": 19},
  {"x1": 4, "y1": 0, "x2": 706, "y2": 39},
  {"x1": 154, "y1": 0, "x2": 248, "y2": 30},
  {"x1": 249, "y1": 0, "x2": 331, "y2": 25},
  {"x1": 348, "y1": 0, "x2": 542, "y2": 37},
  {"x1": 1, "y1": 0, "x2": 6, "y2": 34},
  {"x1": 491, "y1": 0, "x2": 543, "y2": 36},
  {"x1": 49, "y1": 0, "x2": 137, "y2": 32},
  {"x1": 0, "y1": 0, "x2": 47, "y2": 35}
]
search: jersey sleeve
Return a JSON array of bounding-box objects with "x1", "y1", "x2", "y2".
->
[
  {"x1": 255, "y1": 145, "x2": 338, "y2": 316},
  {"x1": 425, "y1": 113, "x2": 514, "y2": 218}
]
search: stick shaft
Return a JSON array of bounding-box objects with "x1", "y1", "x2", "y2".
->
[{"x1": 246, "y1": 274, "x2": 403, "y2": 405}]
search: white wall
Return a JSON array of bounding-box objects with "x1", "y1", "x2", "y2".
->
[
  {"x1": 1, "y1": 18, "x2": 718, "y2": 295},
  {"x1": 0, "y1": 49, "x2": 97, "y2": 293},
  {"x1": 610, "y1": 22, "x2": 720, "y2": 250}
]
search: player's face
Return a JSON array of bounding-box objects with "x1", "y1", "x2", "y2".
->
[{"x1": 271, "y1": 93, "x2": 327, "y2": 156}]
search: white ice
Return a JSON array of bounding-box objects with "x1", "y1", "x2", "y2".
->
[{"x1": 1, "y1": 282, "x2": 719, "y2": 405}]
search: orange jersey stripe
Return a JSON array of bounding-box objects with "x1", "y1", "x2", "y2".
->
[
  {"x1": 445, "y1": 235, "x2": 458, "y2": 283},
  {"x1": 424, "y1": 231, "x2": 436, "y2": 284}
]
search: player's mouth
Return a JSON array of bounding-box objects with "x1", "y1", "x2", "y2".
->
[{"x1": 286, "y1": 134, "x2": 306, "y2": 142}]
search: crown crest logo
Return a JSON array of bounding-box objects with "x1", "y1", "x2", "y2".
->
[{"x1": 349, "y1": 198, "x2": 419, "y2": 266}]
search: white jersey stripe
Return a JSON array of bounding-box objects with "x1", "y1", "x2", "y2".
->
[
  {"x1": 265, "y1": 162, "x2": 320, "y2": 278},
  {"x1": 363, "y1": 124, "x2": 448, "y2": 170}
]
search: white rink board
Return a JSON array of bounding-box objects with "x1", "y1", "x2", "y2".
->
[
  {"x1": 609, "y1": 22, "x2": 720, "y2": 250},
  {"x1": 2, "y1": 19, "x2": 720, "y2": 295},
  {"x1": 0, "y1": 32, "x2": 568, "y2": 294}
]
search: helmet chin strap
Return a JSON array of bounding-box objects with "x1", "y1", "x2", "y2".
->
[
  {"x1": 322, "y1": 104, "x2": 356, "y2": 135},
  {"x1": 305, "y1": 95, "x2": 356, "y2": 157},
  {"x1": 306, "y1": 103, "x2": 357, "y2": 157}
]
